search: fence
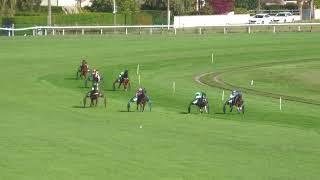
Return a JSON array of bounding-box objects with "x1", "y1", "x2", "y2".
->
[{"x1": 1, "y1": 23, "x2": 320, "y2": 36}]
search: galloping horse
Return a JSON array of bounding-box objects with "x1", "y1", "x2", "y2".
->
[
  {"x1": 127, "y1": 94, "x2": 152, "y2": 112},
  {"x1": 223, "y1": 94, "x2": 244, "y2": 114},
  {"x1": 188, "y1": 96, "x2": 210, "y2": 114},
  {"x1": 76, "y1": 61, "x2": 89, "y2": 80},
  {"x1": 113, "y1": 78, "x2": 131, "y2": 91},
  {"x1": 83, "y1": 88, "x2": 107, "y2": 108}
]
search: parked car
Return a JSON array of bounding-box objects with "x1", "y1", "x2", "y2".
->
[
  {"x1": 249, "y1": 14, "x2": 273, "y2": 24},
  {"x1": 273, "y1": 12, "x2": 295, "y2": 23}
]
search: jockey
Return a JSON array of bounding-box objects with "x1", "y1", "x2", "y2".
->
[
  {"x1": 193, "y1": 92, "x2": 206, "y2": 104},
  {"x1": 87, "y1": 83, "x2": 99, "y2": 97},
  {"x1": 94, "y1": 70, "x2": 101, "y2": 82},
  {"x1": 91, "y1": 69, "x2": 96, "y2": 78},
  {"x1": 229, "y1": 90, "x2": 241, "y2": 104},
  {"x1": 136, "y1": 87, "x2": 145, "y2": 98},
  {"x1": 118, "y1": 69, "x2": 129, "y2": 83},
  {"x1": 91, "y1": 69, "x2": 101, "y2": 84}
]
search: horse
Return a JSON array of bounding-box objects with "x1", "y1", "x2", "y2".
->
[
  {"x1": 127, "y1": 94, "x2": 152, "y2": 112},
  {"x1": 223, "y1": 94, "x2": 244, "y2": 114},
  {"x1": 113, "y1": 78, "x2": 131, "y2": 91},
  {"x1": 83, "y1": 89, "x2": 107, "y2": 108},
  {"x1": 76, "y1": 64, "x2": 89, "y2": 80},
  {"x1": 188, "y1": 97, "x2": 210, "y2": 114}
]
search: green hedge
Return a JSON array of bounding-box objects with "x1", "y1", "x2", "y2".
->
[{"x1": 11, "y1": 11, "x2": 167, "y2": 28}]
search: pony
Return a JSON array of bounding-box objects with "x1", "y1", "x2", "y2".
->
[
  {"x1": 188, "y1": 96, "x2": 210, "y2": 113},
  {"x1": 223, "y1": 94, "x2": 244, "y2": 114}
]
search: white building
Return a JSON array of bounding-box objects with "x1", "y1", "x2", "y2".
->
[{"x1": 41, "y1": 0, "x2": 92, "y2": 7}]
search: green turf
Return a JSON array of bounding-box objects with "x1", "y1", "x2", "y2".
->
[{"x1": 0, "y1": 33, "x2": 320, "y2": 180}]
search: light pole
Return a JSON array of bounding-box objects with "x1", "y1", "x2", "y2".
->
[
  {"x1": 48, "y1": 0, "x2": 52, "y2": 26},
  {"x1": 113, "y1": 0, "x2": 117, "y2": 26}
]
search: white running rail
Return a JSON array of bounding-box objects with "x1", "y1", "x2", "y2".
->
[{"x1": 1, "y1": 23, "x2": 320, "y2": 36}]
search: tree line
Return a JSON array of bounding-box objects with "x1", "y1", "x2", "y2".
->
[{"x1": 1, "y1": 0, "x2": 319, "y2": 17}]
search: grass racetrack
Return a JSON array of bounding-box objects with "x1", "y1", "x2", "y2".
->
[{"x1": 1, "y1": 33, "x2": 320, "y2": 179}]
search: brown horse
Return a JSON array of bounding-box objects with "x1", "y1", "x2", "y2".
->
[
  {"x1": 137, "y1": 93, "x2": 148, "y2": 112},
  {"x1": 113, "y1": 78, "x2": 131, "y2": 91},
  {"x1": 83, "y1": 90, "x2": 107, "y2": 108},
  {"x1": 223, "y1": 94, "x2": 244, "y2": 114},
  {"x1": 76, "y1": 63, "x2": 89, "y2": 80}
]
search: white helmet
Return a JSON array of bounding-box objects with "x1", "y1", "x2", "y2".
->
[{"x1": 138, "y1": 88, "x2": 143, "y2": 91}]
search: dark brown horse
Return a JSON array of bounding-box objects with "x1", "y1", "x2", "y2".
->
[
  {"x1": 83, "y1": 89, "x2": 107, "y2": 108},
  {"x1": 113, "y1": 78, "x2": 131, "y2": 91},
  {"x1": 223, "y1": 94, "x2": 244, "y2": 114},
  {"x1": 136, "y1": 93, "x2": 148, "y2": 112},
  {"x1": 127, "y1": 94, "x2": 152, "y2": 112},
  {"x1": 76, "y1": 63, "x2": 89, "y2": 80}
]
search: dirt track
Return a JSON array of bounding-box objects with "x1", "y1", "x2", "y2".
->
[{"x1": 195, "y1": 59, "x2": 320, "y2": 106}]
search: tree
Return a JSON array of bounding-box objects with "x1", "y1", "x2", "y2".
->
[
  {"x1": 141, "y1": 0, "x2": 166, "y2": 10},
  {"x1": 0, "y1": 0, "x2": 16, "y2": 17},
  {"x1": 211, "y1": 0, "x2": 234, "y2": 14},
  {"x1": 16, "y1": 0, "x2": 41, "y2": 12},
  {"x1": 90, "y1": 0, "x2": 113, "y2": 12},
  {"x1": 235, "y1": 0, "x2": 257, "y2": 9},
  {"x1": 117, "y1": 0, "x2": 139, "y2": 24}
]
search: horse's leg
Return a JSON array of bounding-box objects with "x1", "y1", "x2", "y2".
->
[
  {"x1": 124, "y1": 83, "x2": 127, "y2": 91},
  {"x1": 83, "y1": 97, "x2": 87, "y2": 108},
  {"x1": 95, "y1": 98, "x2": 98, "y2": 107},
  {"x1": 204, "y1": 106, "x2": 208, "y2": 113},
  {"x1": 199, "y1": 107, "x2": 203, "y2": 113},
  {"x1": 90, "y1": 98, "x2": 93, "y2": 107},
  {"x1": 127, "y1": 82, "x2": 131, "y2": 91},
  {"x1": 188, "y1": 103, "x2": 192, "y2": 113},
  {"x1": 84, "y1": 75, "x2": 88, "y2": 88},
  {"x1": 142, "y1": 102, "x2": 145, "y2": 112},
  {"x1": 112, "y1": 81, "x2": 116, "y2": 91}
]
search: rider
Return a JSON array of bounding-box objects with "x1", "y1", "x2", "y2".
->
[
  {"x1": 90, "y1": 69, "x2": 101, "y2": 86},
  {"x1": 228, "y1": 90, "x2": 241, "y2": 104},
  {"x1": 192, "y1": 91, "x2": 207, "y2": 104},
  {"x1": 128, "y1": 87, "x2": 146, "y2": 103},
  {"x1": 136, "y1": 87, "x2": 145, "y2": 98},
  {"x1": 87, "y1": 83, "x2": 100, "y2": 97},
  {"x1": 118, "y1": 69, "x2": 129, "y2": 84}
]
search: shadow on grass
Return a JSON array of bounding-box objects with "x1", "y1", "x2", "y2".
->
[
  {"x1": 72, "y1": 105, "x2": 84, "y2": 108},
  {"x1": 118, "y1": 110, "x2": 134, "y2": 113},
  {"x1": 64, "y1": 77, "x2": 77, "y2": 81}
]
